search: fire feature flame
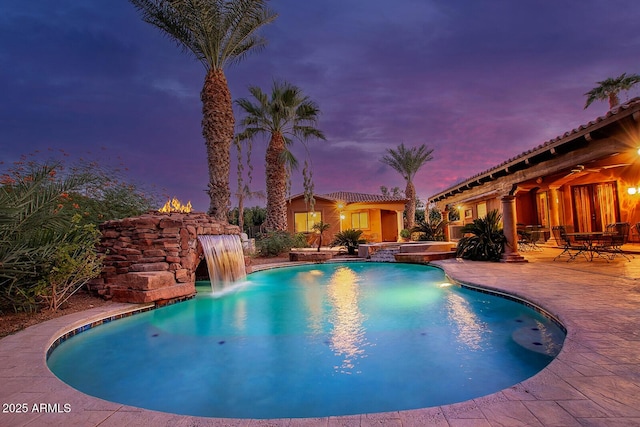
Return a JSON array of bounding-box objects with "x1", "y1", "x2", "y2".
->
[{"x1": 159, "y1": 197, "x2": 192, "y2": 213}]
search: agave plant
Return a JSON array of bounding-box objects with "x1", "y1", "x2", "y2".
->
[
  {"x1": 330, "y1": 229, "x2": 366, "y2": 255},
  {"x1": 456, "y1": 210, "x2": 506, "y2": 261}
]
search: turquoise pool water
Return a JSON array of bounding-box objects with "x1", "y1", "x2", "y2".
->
[{"x1": 47, "y1": 262, "x2": 565, "y2": 419}]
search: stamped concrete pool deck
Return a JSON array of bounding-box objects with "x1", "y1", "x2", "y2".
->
[{"x1": 1, "y1": 248, "x2": 639, "y2": 426}]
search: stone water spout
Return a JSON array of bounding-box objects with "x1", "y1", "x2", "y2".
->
[{"x1": 198, "y1": 234, "x2": 246, "y2": 293}]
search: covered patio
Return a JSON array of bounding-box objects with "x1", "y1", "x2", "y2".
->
[{"x1": 429, "y1": 98, "x2": 640, "y2": 263}]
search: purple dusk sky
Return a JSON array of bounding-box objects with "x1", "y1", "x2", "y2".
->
[{"x1": 1, "y1": 1, "x2": 639, "y2": 212}]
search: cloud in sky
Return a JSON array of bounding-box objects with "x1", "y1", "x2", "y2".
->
[{"x1": 1, "y1": 0, "x2": 639, "y2": 211}]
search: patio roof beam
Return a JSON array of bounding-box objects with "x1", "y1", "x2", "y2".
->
[{"x1": 428, "y1": 99, "x2": 640, "y2": 204}]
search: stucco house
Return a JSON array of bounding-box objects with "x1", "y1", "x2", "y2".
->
[
  {"x1": 428, "y1": 98, "x2": 640, "y2": 261},
  {"x1": 286, "y1": 192, "x2": 408, "y2": 245}
]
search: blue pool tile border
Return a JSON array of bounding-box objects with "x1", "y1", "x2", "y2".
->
[{"x1": 45, "y1": 295, "x2": 194, "y2": 360}]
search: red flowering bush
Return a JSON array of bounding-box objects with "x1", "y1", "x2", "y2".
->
[{"x1": 0, "y1": 153, "x2": 158, "y2": 312}]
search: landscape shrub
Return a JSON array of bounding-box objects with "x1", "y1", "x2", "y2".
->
[
  {"x1": 412, "y1": 208, "x2": 447, "y2": 241},
  {"x1": 37, "y1": 216, "x2": 103, "y2": 311},
  {"x1": 256, "y1": 231, "x2": 308, "y2": 257},
  {"x1": 0, "y1": 155, "x2": 156, "y2": 313},
  {"x1": 330, "y1": 229, "x2": 366, "y2": 255},
  {"x1": 455, "y1": 210, "x2": 507, "y2": 261}
]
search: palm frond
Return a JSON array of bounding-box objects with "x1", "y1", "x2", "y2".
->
[
  {"x1": 130, "y1": 0, "x2": 277, "y2": 70},
  {"x1": 279, "y1": 149, "x2": 299, "y2": 170},
  {"x1": 380, "y1": 143, "x2": 434, "y2": 183},
  {"x1": 584, "y1": 72, "x2": 640, "y2": 109},
  {"x1": 236, "y1": 80, "x2": 325, "y2": 145}
]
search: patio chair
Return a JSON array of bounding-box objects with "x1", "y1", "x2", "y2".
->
[
  {"x1": 603, "y1": 222, "x2": 631, "y2": 261},
  {"x1": 517, "y1": 229, "x2": 533, "y2": 252},
  {"x1": 552, "y1": 225, "x2": 585, "y2": 261}
]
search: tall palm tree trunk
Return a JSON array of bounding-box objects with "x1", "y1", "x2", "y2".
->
[
  {"x1": 202, "y1": 68, "x2": 233, "y2": 220},
  {"x1": 264, "y1": 132, "x2": 288, "y2": 231},
  {"x1": 608, "y1": 93, "x2": 620, "y2": 109},
  {"x1": 405, "y1": 181, "x2": 416, "y2": 229}
]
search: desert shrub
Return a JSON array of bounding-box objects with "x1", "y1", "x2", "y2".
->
[
  {"x1": 412, "y1": 209, "x2": 447, "y2": 241},
  {"x1": 0, "y1": 156, "x2": 155, "y2": 312},
  {"x1": 256, "y1": 231, "x2": 308, "y2": 257},
  {"x1": 456, "y1": 210, "x2": 506, "y2": 261},
  {"x1": 0, "y1": 163, "x2": 90, "y2": 311},
  {"x1": 37, "y1": 217, "x2": 103, "y2": 310}
]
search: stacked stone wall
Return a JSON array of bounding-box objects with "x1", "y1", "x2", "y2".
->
[{"x1": 90, "y1": 212, "x2": 241, "y2": 304}]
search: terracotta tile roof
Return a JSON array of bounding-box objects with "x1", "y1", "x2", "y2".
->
[
  {"x1": 321, "y1": 191, "x2": 408, "y2": 203},
  {"x1": 429, "y1": 97, "x2": 640, "y2": 202},
  {"x1": 290, "y1": 191, "x2": 407, "y2": 204}
]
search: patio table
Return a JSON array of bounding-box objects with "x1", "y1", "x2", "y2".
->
[{"x1": 565, "y1": 232, "x2": 610, "y2": 261}]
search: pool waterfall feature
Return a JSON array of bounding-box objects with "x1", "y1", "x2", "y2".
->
[
  {"x1": 198, "y1": 234, "x2": 246, "y2": 293},
  {"x1": 91, "y1": 212, "x2": 246, "y2": 304}
]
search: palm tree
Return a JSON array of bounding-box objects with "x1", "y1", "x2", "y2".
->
[
  {"x1": 311, "y1": 220, "x2": 330, "y2": 252},
  {"x1": 584, "y1": 73, "x2": 640, "y2": 110},
  {"x1": 129, "y1": 0, "x2": 277, "y2": 221},
  {"x1": 236, "y1": 80, "x2": 326, "y2": 231},
  {"x1": 380, "y1": 143, "x2": 434, "y2": 229}
]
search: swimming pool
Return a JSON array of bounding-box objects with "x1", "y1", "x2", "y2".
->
[{"x1": 47, "y1": 262, "x2": 565, "y2": 419}]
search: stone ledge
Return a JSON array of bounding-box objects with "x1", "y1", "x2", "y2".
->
[
  {"x1": 110, "y1": 282, "x2": 196, "y2": 303},
  {"x1": 398, "y1": 242, "x2": 457, "y2": 253},
  {"x1": 121, "y1": 271, "x2": 176, "y2": 290},
  {"x1": 289, "y1": 251, "x2": 334, "y2": 262},
  {"x1": 394, "y1": 251, "x2": 457, "y2": 263}
]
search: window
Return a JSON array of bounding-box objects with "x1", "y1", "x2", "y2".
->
[
  {"x1": 477, "y1": 202, "x2": 487, "y2": 219},
  {"x1": 294, "y1": 212, "x2": 321, "y2": 232},
  {"x1": 351, "y1": 211, "x2": 369, "y2": 229}
]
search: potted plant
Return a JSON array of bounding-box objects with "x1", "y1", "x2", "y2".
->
[
  {"x1": 330, "y1": 229, "x2": 366, "y2": 255},
  {"x1": 399, "y1": 228, "x2": 411, "y2": 242}
]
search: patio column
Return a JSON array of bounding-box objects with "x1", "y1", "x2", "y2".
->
[
  {"x1": 441, "y1": 208, "x2": 451, "y2": 241},
  {"x1": 547, "y1": 187, "x2": 561, "y2": 246},
  {"x1": 501, "y1": 195, "x2": 527, "y2": 263},
  {"x1": 396, "y1": 210, "x2": 404, "y2": 241}
]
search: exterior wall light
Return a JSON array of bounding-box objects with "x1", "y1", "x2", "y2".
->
[{"x1": 628, "y1": 187, "x2": 639, "y2": 195}]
